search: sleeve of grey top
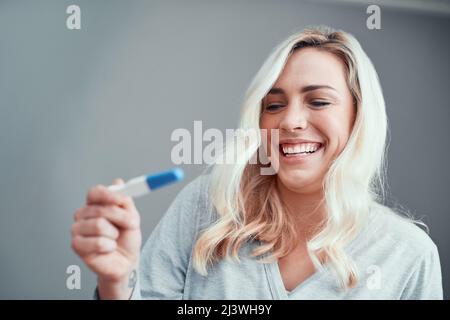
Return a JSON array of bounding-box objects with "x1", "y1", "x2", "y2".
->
[
  {"x1": 129, "y1": 174, "x2": 207, "y2": 300},
  {"x1": 400, "y1": 244, "x2": 443, "y2": 300}
]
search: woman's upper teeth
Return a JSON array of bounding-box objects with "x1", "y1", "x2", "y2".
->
[{"x1": 281, "y1": 142, "x2": 321, "y2": 154}]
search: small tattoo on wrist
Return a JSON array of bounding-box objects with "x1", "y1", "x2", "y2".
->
[{"x1": 128, "y1": 269, "x2": 137, "y2": 288}]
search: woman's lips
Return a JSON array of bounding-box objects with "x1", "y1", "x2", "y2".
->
[{"x1": 277, "y1": 143, "x2": 324, "y2": 164}]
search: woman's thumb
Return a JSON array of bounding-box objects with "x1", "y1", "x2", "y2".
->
[
  {"x1": 112, "y1": 178, "x2": 125, "y2": 185},
  {"x1": 111, "y1": 178, "x2": 137, "y2": 213}
]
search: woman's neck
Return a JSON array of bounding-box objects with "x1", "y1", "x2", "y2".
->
[{"x1": 276, "y1": 178, "x2": 327, "y2": 238}]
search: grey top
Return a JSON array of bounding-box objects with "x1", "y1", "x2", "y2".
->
[{"x1": 127, "y1": 174, "x2": 443, "y2": 300}]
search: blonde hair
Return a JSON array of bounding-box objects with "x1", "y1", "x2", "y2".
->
[{"x1": 193, "y1": 25, "x2": 390, "y2": 289}]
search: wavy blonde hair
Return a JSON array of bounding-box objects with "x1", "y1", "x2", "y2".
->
[{"x1": 192, "y1": 25, "x2": 389, "y2": 290}]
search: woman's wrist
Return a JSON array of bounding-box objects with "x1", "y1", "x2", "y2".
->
[{"x1": 97, "y1": 268, "x2": 138, "y2": 300}]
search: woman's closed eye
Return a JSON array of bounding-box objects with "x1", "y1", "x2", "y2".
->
[
  {"x1": 309, "y1": 100, "x2": 331, "y2": 108},
  {"x1": 264, "y1": 103, "x2": 285, "y2": 113}
]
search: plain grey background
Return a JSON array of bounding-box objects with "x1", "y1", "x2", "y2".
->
[{"x1": 0, "y1": 0, "x2": 448, "y2": 299}]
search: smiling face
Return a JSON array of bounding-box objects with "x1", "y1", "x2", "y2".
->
[{"x1": 260, "y1": 47, "x2": 356, "y2": 195}]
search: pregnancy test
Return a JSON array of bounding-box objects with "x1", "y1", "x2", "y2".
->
[{"x1": 107, "y1": 167, "x2": 184, "y2": 198}]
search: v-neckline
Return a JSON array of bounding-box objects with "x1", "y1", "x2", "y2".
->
[
  {"x1": 272, "y1": 258, "x2": 325, "y2": 298},
  {"x1": 265, "y1": 260, "x2": 326, "y2": 300},
  {"x1": 258, "y1": 224, "x2": 366, "y2": 299},
  {"x1": 257, "y1": 239, "x2": 327, "y2": 299}
]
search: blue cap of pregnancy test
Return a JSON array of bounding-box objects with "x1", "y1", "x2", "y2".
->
[{"x1": 146, "y1": 167, "x2": 184, "y2": 190}]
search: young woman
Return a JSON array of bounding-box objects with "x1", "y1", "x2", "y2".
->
[{"x1": 71, "y1": 26, "x2": 443, "y2": 299}]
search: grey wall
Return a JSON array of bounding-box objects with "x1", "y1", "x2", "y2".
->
[{"x1": 0, "y1": 0, "x2": 448, "y2": 299}]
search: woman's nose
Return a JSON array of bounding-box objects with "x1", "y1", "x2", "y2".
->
[{"x1": 279, "y1": 103, "x2": 309, "y2": 131}]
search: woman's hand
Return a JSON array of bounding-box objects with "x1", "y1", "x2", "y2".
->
[{"x1": 71, "y1": 179, "x2": 142, "y2": 299}]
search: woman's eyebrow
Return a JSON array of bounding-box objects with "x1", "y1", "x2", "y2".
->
[
  {"x1": 267, "y1": 88, "x2": 284, "y2": 95},
  {"x1": 301, "y1": 85, "x2": 337, "y2": 93},
  {"x1": 267, "y1": 85, "x2": 337, "y2": 95}
]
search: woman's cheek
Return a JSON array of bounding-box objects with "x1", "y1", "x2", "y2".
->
[
  {"x1": 260, "y1": 119, "x2": 277, "y2": 159},
  {"x1": 263, "y1": 134, "x2": 271, "y2": 157}
]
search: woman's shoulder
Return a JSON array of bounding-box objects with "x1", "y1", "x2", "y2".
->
[
  {"x1": 366, "y1": 202, "x2": 438, "y2": 255},
  {"x1": 175, "y1": 171, "x2": 217, "y2": 227},
  {"x1": 178, "y1": 172, "x2": 211, "y2": 198}
]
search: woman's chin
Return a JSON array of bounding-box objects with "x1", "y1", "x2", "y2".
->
[
  {"x1": 278, "y1": 172, "x2": 308, "y2": 189},
  {"x1": 277, "y1": 170, "x2": 322, "y2": 193}
]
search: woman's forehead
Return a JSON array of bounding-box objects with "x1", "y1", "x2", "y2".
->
[{"x1": 273, "y1": 48, "x2": 348, "y2": 92}]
